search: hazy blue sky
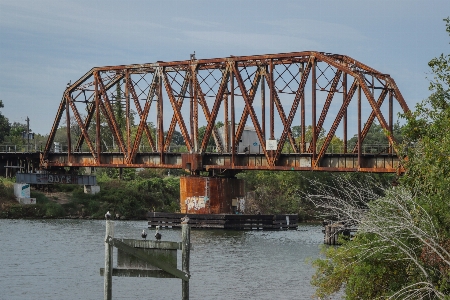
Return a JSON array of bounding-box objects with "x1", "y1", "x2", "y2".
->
[{"x1": 0, "y1": 0, "x2": 449, "y2": 134}]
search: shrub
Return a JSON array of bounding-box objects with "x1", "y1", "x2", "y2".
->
[{"x1": 44, "y1": 202, "x2": 65, "y2": 218}]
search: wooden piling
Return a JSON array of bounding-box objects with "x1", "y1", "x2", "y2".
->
[
  {"x1": 181, "y1": 224, "x2": 191, "y2": 300},
  {"x1": 324, "y1": 223, "x2": 352, "y2": 245},
  {"x1": 331, "y1": 226, "x2": 335, "y2": 245},
  {"x1": 104, "y1": 220, "x2": 114, "y2": 300}
]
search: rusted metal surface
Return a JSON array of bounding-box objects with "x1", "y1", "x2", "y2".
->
[
  {"x1": 41, "y1": 51, "x2": 409, "y2": 173},
  {"x1": 181, "y1": 153, "x2": 202, "y2": 172},
  {"x1": 40, "y1": 152, "x2": 402, "y2": 173},
  {"x1": 311, "y1": 57, "x2": 317, "y2": 163},
  {"x1": 180, "y1": 176, "x2": 244, "y2": 214}
]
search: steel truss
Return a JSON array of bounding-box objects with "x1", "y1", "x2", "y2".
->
[{"x1": 42, "y1": 51, "x2": 409, "y2": 173}]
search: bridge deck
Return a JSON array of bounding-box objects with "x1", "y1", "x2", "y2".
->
[
  {"x1": 38, "y1": 151, "x2": 400, "y2": 172},
  {"x1": 0, "y1": 149, "x2": 401, "y2": 173}
]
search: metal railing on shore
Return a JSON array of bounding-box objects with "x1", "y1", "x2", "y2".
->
[{"x1": 0, "y1": 144, "x2": 43, "y2": 153}]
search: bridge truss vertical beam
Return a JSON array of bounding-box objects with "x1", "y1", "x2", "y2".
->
[
  {"x1": 311, "y1": 57, "x2": 317, "y2": 163},
  {"x1": 95, "y1": 73, "x2": 101, "y2": 163}
]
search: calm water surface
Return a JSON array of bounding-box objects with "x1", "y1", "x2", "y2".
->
[{"x1": 0, "y1": 219, "x2": 325, "y2": 300}]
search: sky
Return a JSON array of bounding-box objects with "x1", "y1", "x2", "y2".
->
[{"x1": 0, "y1": 0, "x2": 449, "y2": 135}]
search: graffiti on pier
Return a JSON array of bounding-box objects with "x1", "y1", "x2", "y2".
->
[
  {"x1": 15, "y1": 173, "x2": 97, "y2": 185},
  {"x1": 184, "y1": 196, "x2": 209, "y2": 211}
]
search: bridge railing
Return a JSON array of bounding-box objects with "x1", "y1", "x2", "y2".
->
[
  {"x1": 43, "y1": 144, "x2": 198, "y2": 154},
  {"x1": 0, "y1": 145, "x2": 18, "y2": 152},
  {"x1": 0, "y1": 144, "x2": 43, "y2": 153},
  {"x1": 40, "y1": 143, "x2": 394, "y2": 155},
  {"x1": 281, "y1": 143, "x2": 393, "y2": 155}
]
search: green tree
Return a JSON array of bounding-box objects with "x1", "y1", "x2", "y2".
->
[
  {"x1": 4, "y1": 122, "x2": 26, "y2": 146},
  {"x1": 0, "y1": 100, "x2": 10, "y2": 143},
  {"x1": 169, "y1": 130, "x2": 184, "y2": 145},
  {"x1": 347, "y1": 121, "x2": 403, "y2": 153},
  {"x1": 288, "y1": 125, "x2": 341, "y2": 153},
  {"x1": 291, "y1": 125, "x2": 326, "y2": 143},
  {"x1": 308, "y1": 177, "x2": 440, "y2": 299},
  {"x1": 291, "y1": 125, "x2": 301, "y2": 139},
  {"x1": 238, "y1": 170, "x2": 329, "y2": 218},
  {"x1": 198, "y1": 121, "x2": 224, "y2": 150},
  {"x1": 239, "y1": 171, "x2": 308, "y2": 215},
  {"x1": 401, "y1": 17, "x2": 450, "y2": 226},
  {"x1": 114, "y1": 82, "x2": 126, "y2": 131}
]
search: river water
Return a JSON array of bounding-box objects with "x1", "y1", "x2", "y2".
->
[{"x1": 0, "y1": 219, "x2": 325, "y2": 300}]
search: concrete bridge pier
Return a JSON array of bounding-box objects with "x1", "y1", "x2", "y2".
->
[
  {"x1": 180, "y1": 176, "x2": 245, "y2": 214},
  {"x1": 84, "y1": 185, "x2": 101, "y2": 195}
]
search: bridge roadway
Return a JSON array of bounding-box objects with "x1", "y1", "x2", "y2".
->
[{"x1": 0, "y1": 150, "x2": 401, "y2": 175}]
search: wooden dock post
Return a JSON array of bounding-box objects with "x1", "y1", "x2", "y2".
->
[
  {"x1": 182, "y1": 224, "x2": 191, "y2": 300},
  {"x1": 324, "y1": 225, "x2": 330, "y2": 245},
  {"x1": 324, "y1": 223, "x2": 351, "y2": 245},
  {"x1": 104, "y1": 220, "x2": 114, "y2": 300},
  {"x1": 330, "y1": 226, "x2": 334, "y2": 245},
  {"x1": 101, "y1": 221, "x2": 191, "y2": 299}
]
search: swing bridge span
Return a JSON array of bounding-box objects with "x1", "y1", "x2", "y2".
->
[{"x1": 1, "y1": 51, "x2": 409, "y2": 176}]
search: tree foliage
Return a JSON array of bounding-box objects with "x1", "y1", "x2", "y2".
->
[
  {"x1": 308, "y1": 177, "x2": 448, "y2": 299},
  {"x1": 348, "y1": 121, "x2": 403, "y2": 150},
  {"x1": 310, "y1": 18, "x2": 450, "y2": 299},
  {"x1": 114, "y1": 82, "x2": 126, "y2": 131},
  {"x1": 0, "y1": 100, "x2": 11, "y2": 143},
  {"x1": 238, "y1": 170, "x2": 393, "y2": 220},
  {"x1": 239, "y1": 171, "x2": 316, "y2": 216}
]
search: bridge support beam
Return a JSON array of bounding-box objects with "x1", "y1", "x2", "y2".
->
[{"x1": 180, "y1": 176, "x2": 245, "y2": 214}]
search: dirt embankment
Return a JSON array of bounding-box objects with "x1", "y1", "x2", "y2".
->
[
  {"x1": 0, "y1": 197, "x2": 16, "y2": 211},
  {"x1": 41, "y1": 191, "x2": 71, "y2": 205}
]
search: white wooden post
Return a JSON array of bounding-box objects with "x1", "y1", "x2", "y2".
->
[
  {"x1": 181, "y1": 224, "x2": 190, "y2": 300},
  {"x1": 104, "y1": 220, "x2": 114, "y2": 300}
]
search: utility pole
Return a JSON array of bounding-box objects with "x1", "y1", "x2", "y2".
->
[{"x1": 26, "y1": 116, "x2": 30, "y2": 152}]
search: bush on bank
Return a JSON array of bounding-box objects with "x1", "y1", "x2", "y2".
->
[{"x1": 69, "y1": 174, "x2": 181, "y2": 219}]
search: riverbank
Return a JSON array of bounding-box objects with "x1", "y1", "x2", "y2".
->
[
  {"x1": 0, "y1": 189, "x2": 94, "y2": 219},
  {"x1": 0, "y1": 189, "x2": 151, "y2": 220},
  {"x1": 0, "y1": 174, "x2": 180, "y2": 220}
]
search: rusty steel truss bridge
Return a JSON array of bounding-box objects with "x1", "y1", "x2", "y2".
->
[{"x1": 16, "y1": 51, "x2": 408, "y2": 175}]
